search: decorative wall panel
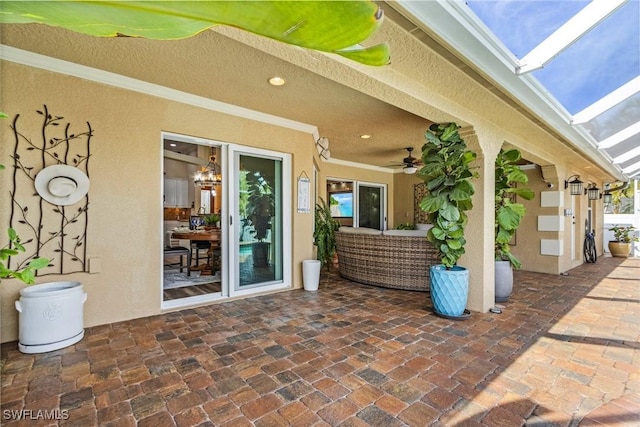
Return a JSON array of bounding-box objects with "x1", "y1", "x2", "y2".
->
[{"x1": 8, "y1": 105, "x2": 92, "y2": 276}]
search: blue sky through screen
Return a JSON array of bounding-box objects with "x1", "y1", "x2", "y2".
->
[{"x1": 466, "y1": 0, "x2": 640, "y2": 115}]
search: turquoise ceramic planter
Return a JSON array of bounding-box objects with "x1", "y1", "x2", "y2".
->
[{"x1": 430, "y1": 265, "x2": 469, "y2": 317}]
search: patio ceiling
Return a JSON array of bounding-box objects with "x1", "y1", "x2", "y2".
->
[{"x1": 393, "y1": 0, "x2": 639, "y2": 181}]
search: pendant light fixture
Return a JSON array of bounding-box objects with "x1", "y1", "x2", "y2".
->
[{"x1": 194, "y1": 147, "x2": 221, "y2": 188}]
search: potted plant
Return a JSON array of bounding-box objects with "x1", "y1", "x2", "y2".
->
[
  {"x1": 1, "y1": 228, "x2": 49, "y2": 284},
  {"x1": 494, "y1": 148, "x2": 535, "y2": 301},
  {"x1": 203, "y1": 213, "x2": 220, "y2": 229},
  {"x1": 2, "y1": 157, "x2": 86, "y2": 354},
  {"x1": 395, "y1": 222, "x2": 416, "y2": 230},
  {"x1": 2, "y1": 230, "x2": 85, "y2": 355},
  {"x1": 305, "y1": 198, "x2": 340, "y2": 291},
  {"x1": 3, "y1": 229, "x2": 85, "y2": 355},
  {"x1": 246, "y1": 171, "x2": 275, "y2": 267},
  {"x1": 418, "y1": 123, "x2": 477, "y2": 318},
  {"x1": 313, "y1": 198, "x2": 340, "y2": 269},
  {"x1": 608, "y1": 225, "x2": 638, "y2": 257}
]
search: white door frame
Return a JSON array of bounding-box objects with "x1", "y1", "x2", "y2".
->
[{"x1": 571, "y1": 195, "x2": 576, "y2": 260}]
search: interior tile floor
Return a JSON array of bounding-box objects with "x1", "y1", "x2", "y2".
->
[{"x1": 1, "y1": 256, "x2": 638, "y2": 426}]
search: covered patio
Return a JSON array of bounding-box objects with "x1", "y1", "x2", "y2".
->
[{"x1": 2, "y1": 256, "x2": 638, "y2": 426}]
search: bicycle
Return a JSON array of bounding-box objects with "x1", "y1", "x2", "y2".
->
[{"x1": 584, "y1": 230, "x2": 597, "y2": 263}]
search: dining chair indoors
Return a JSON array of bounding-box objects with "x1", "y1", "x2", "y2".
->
[{"x1": 164, "y1": 244, "x2": 191, "y2": 276}]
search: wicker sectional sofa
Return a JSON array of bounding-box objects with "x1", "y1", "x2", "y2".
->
[{"x1": 335, "y1": 226, "x2": 438, "y2": 292}]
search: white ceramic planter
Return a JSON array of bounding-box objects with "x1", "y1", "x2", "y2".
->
[
  {"x1": 15, "y1": 281, "x2": 87, "y2": 354},
  {"x1": 302, "y1": 260, "x2": 321, "y2": 291}
]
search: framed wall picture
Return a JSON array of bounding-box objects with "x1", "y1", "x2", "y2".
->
[
  {"x1": 329, "y1": 192, "x2": 353, "y2": 218},
  {"x1": 297, "y1": 175, "x2": 311, "y2": 213}
]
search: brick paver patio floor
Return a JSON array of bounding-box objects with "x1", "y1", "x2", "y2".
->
[{"x1": 1, "y1": 256, "x2": 638, "y2": 426}]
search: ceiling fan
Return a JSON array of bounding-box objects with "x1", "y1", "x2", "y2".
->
[{"x1": 386, "y1": 147, "x2": 422, "y2": 174}]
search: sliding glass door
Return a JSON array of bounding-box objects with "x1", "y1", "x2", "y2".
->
[
  {"x1": 161, "y1": 134, "x2": 292, "y2": 308},
  {"x1": 230, "y1": 146, "x2": 291, "y2": 296},
  {"x1": 356, "y1": 182, "x2": 386, "y2": 230}
]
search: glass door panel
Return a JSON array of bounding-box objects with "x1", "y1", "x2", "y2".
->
[
  {"x1": 230, "y1": 147, "x2": 290, "y2": 295},
  {"x1": 356, "y1": 183, "x2": 386, "y2": 230},
  {"x1": 161, "y1": 133, "x2": 225, "y2": 308}
]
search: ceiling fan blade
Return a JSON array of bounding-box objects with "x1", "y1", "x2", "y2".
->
[{"x1": 382, "y1": 147, "x2": 422, "y2": 168}]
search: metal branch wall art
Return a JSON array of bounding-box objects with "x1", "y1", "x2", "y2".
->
[{"x1": 7, "y1": 105, "x2": 93, "y2": 276}]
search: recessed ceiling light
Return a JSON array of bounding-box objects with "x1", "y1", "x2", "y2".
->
[
  {"x1": 268, "y1": 76, "x2": 286, "y2": 86},
  {"x1": 360, "y1": 134, "x2": 371, "y2": 139},
  {"x1": 170, "y1": 143, "x2": 177, "y2": 147}
]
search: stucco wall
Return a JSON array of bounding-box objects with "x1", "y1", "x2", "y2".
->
[
  {"x1": 392, "y1": 172, "x2": 423, "y2": 228},
  {"x1": 513, "y1": 169, "x2": 562, "y2": 274},
  {"x1": 0, "y1": 61, "x2": 315, "y2": 343},
  {"x1": 500, "y1": 166, "x2": 606, "y2": 275}
]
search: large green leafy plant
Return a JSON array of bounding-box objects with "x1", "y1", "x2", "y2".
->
[
  {"x1": 609, "y1": 225, "x2": 639, "y2": 243},
  {"x1": 0, "y1": 1, "x2": 389, "y2": 66},
  {"x1": 0, "y1": 118, "x2": 49, "y2": 283},
  {"x1": 1, "y1": 227, "x2": 49, "y2": 284},
  {"x1": 0, "y1": 164, "x2": 49, "y2": 284},
  {"x1": 0, "y1": 1, "x2": 389, "y2": 118},
  {"x1": 418, "y1": 123, "x2": 477, "y2": 269},
  {"x1": 494, "y1": 148, "x2": 535, "y2": 269},
  {"x1": 246, "y1": 172, "x2": 275, "y2": 242},
  {"x1": 313, "y1": 198, "x2": 340, "y2": 270}
]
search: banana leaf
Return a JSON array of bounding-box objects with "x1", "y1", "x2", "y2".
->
[{"x1": 0, "y1": 0, "x2": 390, "y2": 66}]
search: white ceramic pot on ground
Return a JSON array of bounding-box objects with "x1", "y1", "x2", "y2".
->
[
  {"x1": 15, "y1": 281, "x2": 87, "y2": 354},
  {"x1": 302, "y1": 260, "x2": 321, "y2": 291}
]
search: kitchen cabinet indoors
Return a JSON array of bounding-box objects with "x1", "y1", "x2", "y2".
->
[{"x1": 164, "y1": 178, "x2": 190, "y2": 208}]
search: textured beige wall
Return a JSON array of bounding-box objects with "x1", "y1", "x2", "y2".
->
[
  {"x1": 513, "y1": 169, "x2": 561, "y2": 274},
  {"x1": 392, "y1": 172, "x2": 423, "y2": 227},
  {"x1": 0, "y1": 62, "x2": 315, "y2": 342},
  {"x1": 491, "y1": 158, "x2": 606, "y2": 276}
]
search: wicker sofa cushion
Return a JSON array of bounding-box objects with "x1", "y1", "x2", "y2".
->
[
  {"x1": 416, "y1": 223, "x2": 433, "y2": 230},
  {"x1": 338, "y1": 226, "x2": 383, "y2": 235},
  {"x1": 382, "y1": 229, "x2": 427, "y2": 237}
]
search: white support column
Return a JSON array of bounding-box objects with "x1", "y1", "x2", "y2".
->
[{"x1": 459, "y1": 128, "x2": 500, "y2": 313}]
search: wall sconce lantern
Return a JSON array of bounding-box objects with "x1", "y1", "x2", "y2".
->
[
  {"x1": 603, "y1": 192, "x2": 612, "y2": 204},
  {"x1": 584, "y1": 184, "x2": 601, "y2": 201},
  {"x1": 564, "y1": 175, "x2": 583, "y2": 195}
]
